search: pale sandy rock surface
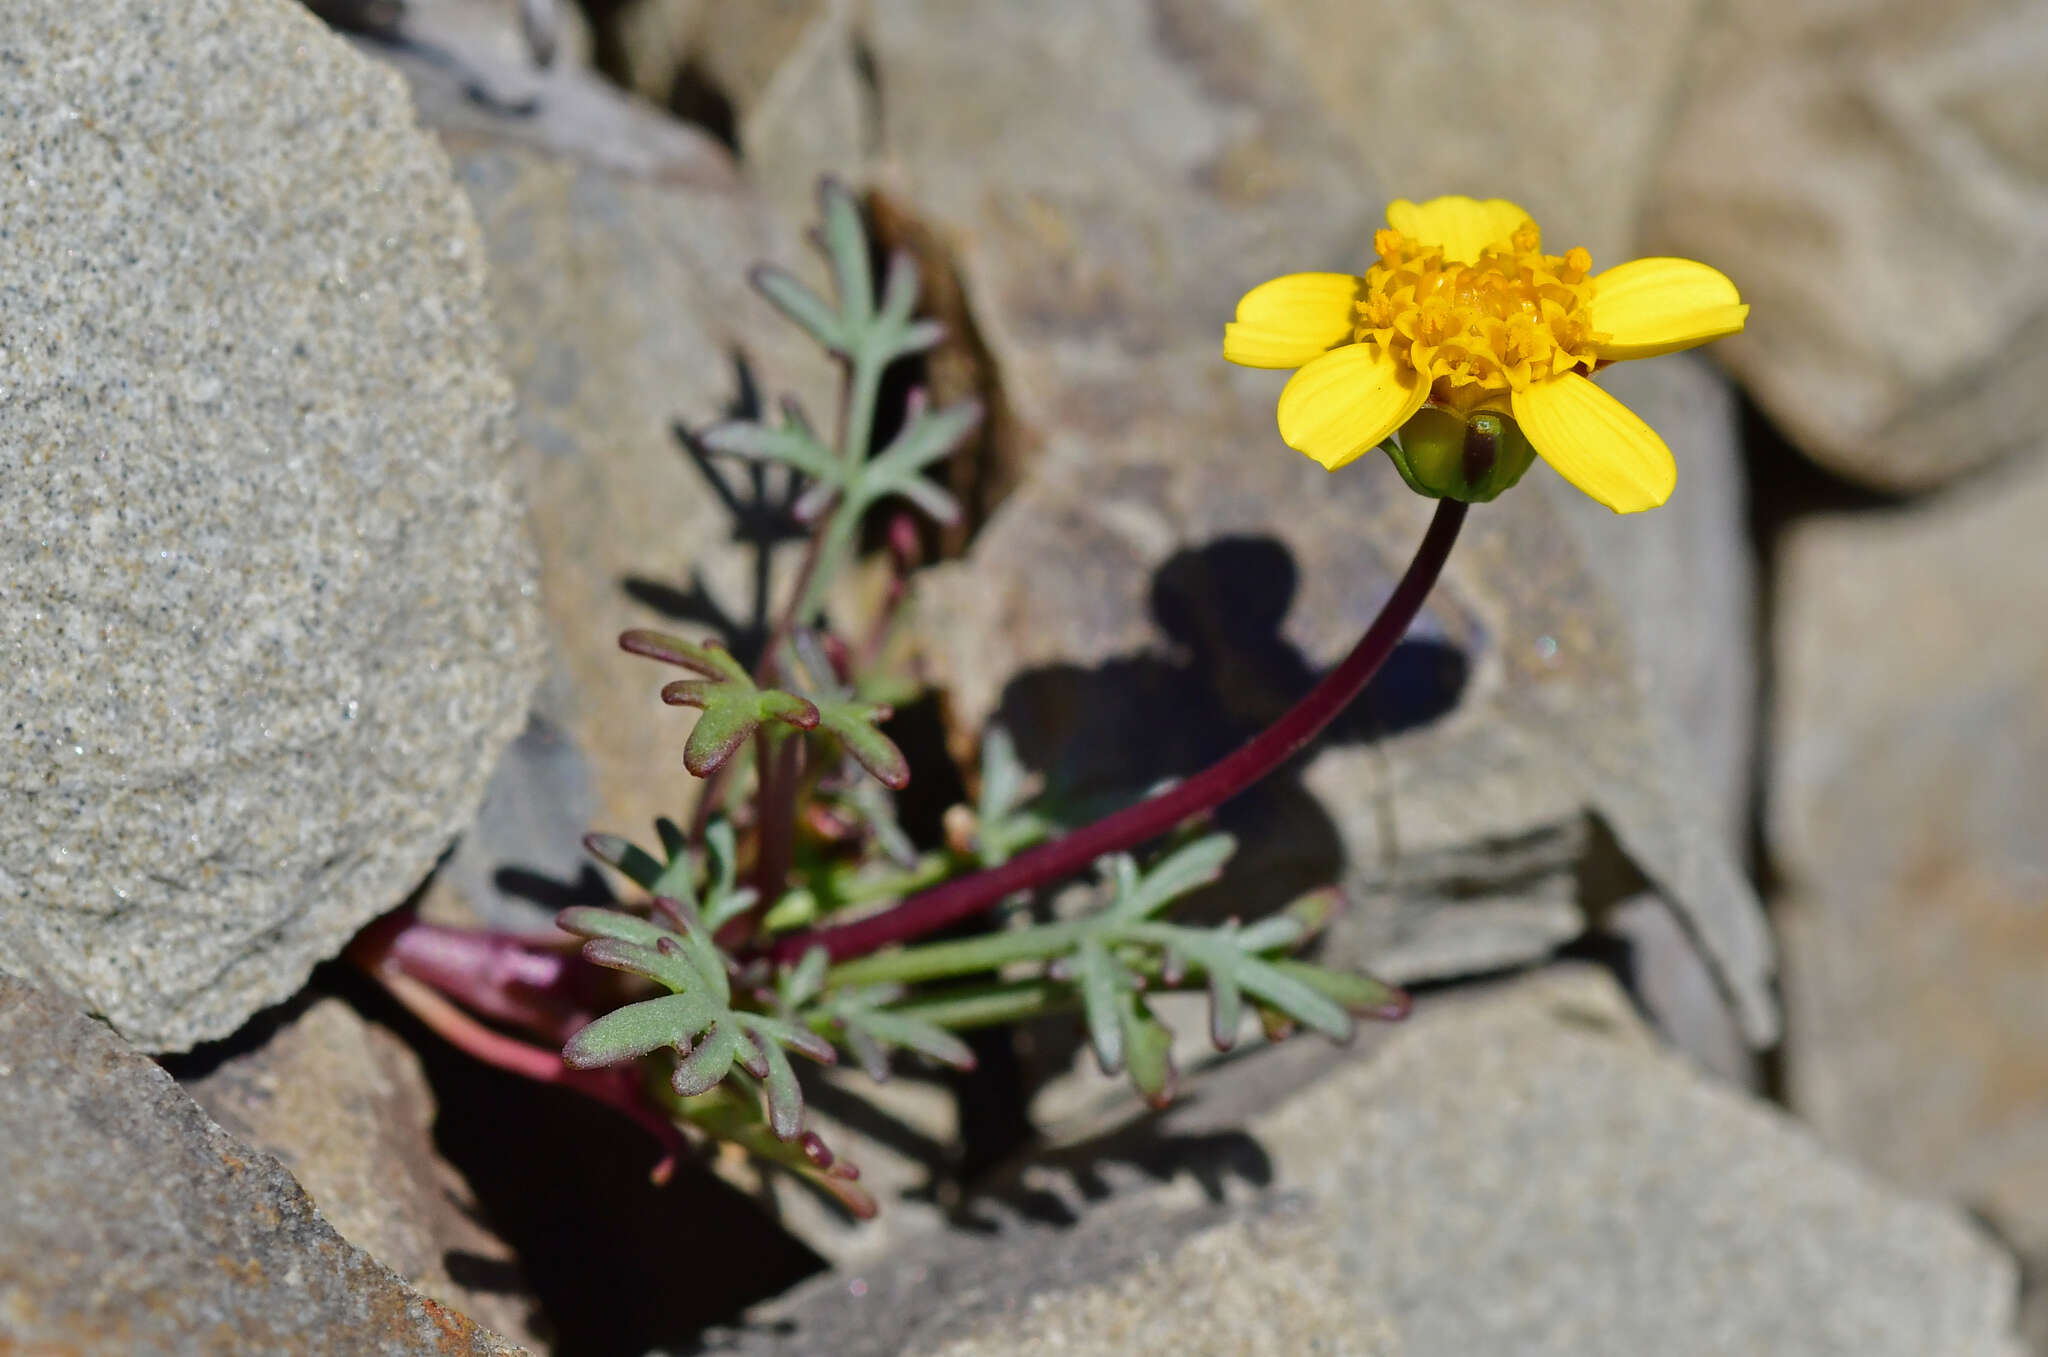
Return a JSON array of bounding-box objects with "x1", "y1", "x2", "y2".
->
[
  {"x1": 715, "y1": 970, "x2": 2021, "y2": 1357},
  {"x1": 1250, "y1": 0, "x2": 1710, "y2": 268},
  {"x1": 0, "y1": 0, "x2": 541, "y2": 1050},
  {"x1": 1647, "y1": 0, "x2": 2048, "y2": 490},
  {"x1": 1773, "y1": 447, "x2": 2048, "y2": 1345}
]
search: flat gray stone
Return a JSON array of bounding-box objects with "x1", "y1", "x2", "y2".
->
[
  {"x1": 716, "y1": 971, "x2": 2022, "y2": 1357},
  {"x1": 0, "y1": 0, "x2": 542, "y2": 1049},
  {"x1": 1645, "y1": 0, "x2": 2048, "y2": 490},
  {"x1": 1772, "y1": 448, "x2": 2048, "y2": 1332},
  {"x1": 1553, "y1": 354, "x2": 1758, "y2": 1082},
  {"x1": 0, "y1": 972, "x2": 526, "y2": 1355},
  {"x1": 185, "y1": 996, "x2": 538, "y2": 1347}
]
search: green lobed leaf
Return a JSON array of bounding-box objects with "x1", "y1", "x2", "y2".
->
[
  {"x1": 556, "y1": 906, "x2": 674, "y2": 949},
  {"x1": 673, "y1": 1021, "x2": 748, "y2": 1097},
  {"x1": 781, "y1": 946, "x2": 830, "y2": 1011},
  {"x1": 816, "y1": 981, "x2": 977, "y2": 1080},
  {"x1": 1228, "y1": 953, "x2": 1352, "y2": 1040},
  {"x1": 751, "y1": 1031, "x2": 806, "y2": 1140},
  {"x1": 561, "y1": 993, "x2": 705, "y2": 1068},
  {"x1": 698, "y1": 415, "x2": 840, "y2": 482},
  {"x1": 817, "y1": 179, "x2": 875, "y2": 325},
  {"x1": 864, "y1": 401, "x2": 985, "y2": 487},
  {"x1": 811, "y1": 696, "x2": 910, "y2": 789},
  {"x1": 746, "y1": 1011, "x2": 838, "y2": 1066},
  {"x1": 581, "y1": 936, "x2": 699, "y2": 993},
  {"x1": 1265, "y1": 958, "x2": 1409, "y2": 1019},
  {"x1": 1111, "y1": 833, "x2": 1236, "y2": 921},
  {"x1": 1116, "y1": 992, "x2": 1176, "y2": 1106},
  {"x1": 620, "y1": 629, "x2": 749, "y2": 681},
  {"x1": 1230, "y1": 912, "x2": 1308, "y2": 955},
  {"x1": 661, "y1": 676, "x2": 820, "y2": 779},
  {"x1": 876, "y1": 249, "x2": 919, "y2": 330},
  {"x1": 1074, "y1": 935, "x2": 1125, "y2": 1074},
  {"x1": 750, "y1": 264, "x2": 848, "y2": 352},
  {"x1": 1208, "y1": 960, "x2": 1245, "y2": 1050}
]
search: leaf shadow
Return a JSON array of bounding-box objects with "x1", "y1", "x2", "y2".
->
[
  {"x1": 621, "y1": 351, "x2": 810, "y2": 674},
  {"x1": 954, "y1": 533, "x2": 1469, "y2": 1172}
]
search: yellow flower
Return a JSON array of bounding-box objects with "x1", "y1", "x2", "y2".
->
[{"x1": 1224, "y1": 196, "x2": 1747, "y2": 513}]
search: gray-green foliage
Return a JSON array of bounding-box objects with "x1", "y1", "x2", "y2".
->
[
  {"x1": 698, "y1": 180, "x2": 981, "y2": 626},
  {"x1": 619, "y1": 630, "x2": 818, "y2": 777},
  {"x1": 551, "y1": 180, "x2": 1405, "y2": 1207}
]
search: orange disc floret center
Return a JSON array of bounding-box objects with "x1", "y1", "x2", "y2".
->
[{"x1": 1354, "y1": 222, "x2": 1605, "y2": 411}]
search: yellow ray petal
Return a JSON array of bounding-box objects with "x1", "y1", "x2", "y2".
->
[
  {"x1": 1589, "y1": 257, "x2": 1749, "y2": 361},
  {"x1": 1224, "y1": 272, "x2": 1361, "y2": 369},
  {"x1": 1510, "y1": 372, "x2": 1675, "y2": 514},
  {"x1": 1276, "y1": 342, "x2": 1429, "y2": 471},
  {"x1": 1386, "y1": 196, "x2": 1534, "y2": 265}
]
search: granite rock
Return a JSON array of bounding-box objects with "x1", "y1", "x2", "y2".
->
[
  {"x1": 0, "y1": 973, "x2": 526, "y2": 1355},
  {"x1": 847, "y1": 0, "x2": 1772, "y2": 1041},
  {"x1": 0, "y1": 0, "x2": 542, "y2": 1049},
  {"x1": 1646, "y1": 0, "x2": 2048, "y2": 490},
  {"x1": 184, "y1": 997, "x2": 539, "y2": 1347},
  {"x1": 1771, "y1": 449, "x2": 2048, "y2": 1337},
  {"x1": 715, "y1": 970, "x2": 2021, "y2": 1357}
]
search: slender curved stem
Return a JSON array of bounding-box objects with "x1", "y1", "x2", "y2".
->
[{"x1": 768, "y1": 498, "x2": 1469, "y2": 965}]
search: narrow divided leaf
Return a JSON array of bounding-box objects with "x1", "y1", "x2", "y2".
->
[
  {"x1": 818, "y1": 983, "x2": 977, "y2": 1080},
  {"x1": 698, "y1": 416, "x2": 839, "y2": 481},
  {"x1": 1116, "y1": 992, "x2": 1177, "y2": 1107},
  {"x1": 1266, "y1": 958, "x2": 1410, "y2": 1019},
  {"x1": 811, "y1": 696, "x2": 910, "y2": 789},
  {"x1": 1229, "y1": 954, "x2": 1352, "y2": 1040},
  {"x1": 865, "y1": 401, "x2": 984, "y2": 487},
  {"x1": 562, "y1": 993, "x2": 705, "y2": 1068},
  {"x1": 556, "y1": 906, "x2": 673, "y2": 949},
  {"x1": 817, "y1": 179, "x2": 875, "y2": 326},
  {"x1": 1113, "y1": 834, "x2": 1236, "y2": 921},
  {"x1": 1075, "y1": 935, "x2": 1124, "y2": 1074},
  {"x1": 751, "y1": 264, "x2": 848, "y2": 353},
  {"x1": 627, "y1": 632, "x2": 819, "y2": 778}
]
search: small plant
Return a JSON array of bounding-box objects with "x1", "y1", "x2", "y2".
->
[{"x1": 352, "y1": 184, "x2": 1744, "y2": 1218}]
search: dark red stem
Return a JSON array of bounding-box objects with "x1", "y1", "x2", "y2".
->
[
  {"x1": 751, "y1": 730, "x2": 804, "y2": 910},
  {"x1": 769, "y1": 498, "x2": 1469, "y2": 964}
]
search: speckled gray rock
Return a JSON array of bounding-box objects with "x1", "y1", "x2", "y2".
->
[
  {"x1": 184, "y1": 996, "x2": 538, "y2": 1348},
  {"x1": 1772, "y1": 448, "x2": 2048, "y2": 1343},
  {"x1": 0, "y1": 0, "x2": 542, "y2": 1048},
  {"x1": 0, "y1": 972, "x2": 526, "y2": 1355},
  {"x1": 715, "y1": 971, "x2": 2022, "y2": 1357}
]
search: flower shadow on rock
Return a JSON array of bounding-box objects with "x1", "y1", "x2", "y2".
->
[{"x1": 984, "y1": 534, "x2": 1467, "y2": 1124}]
